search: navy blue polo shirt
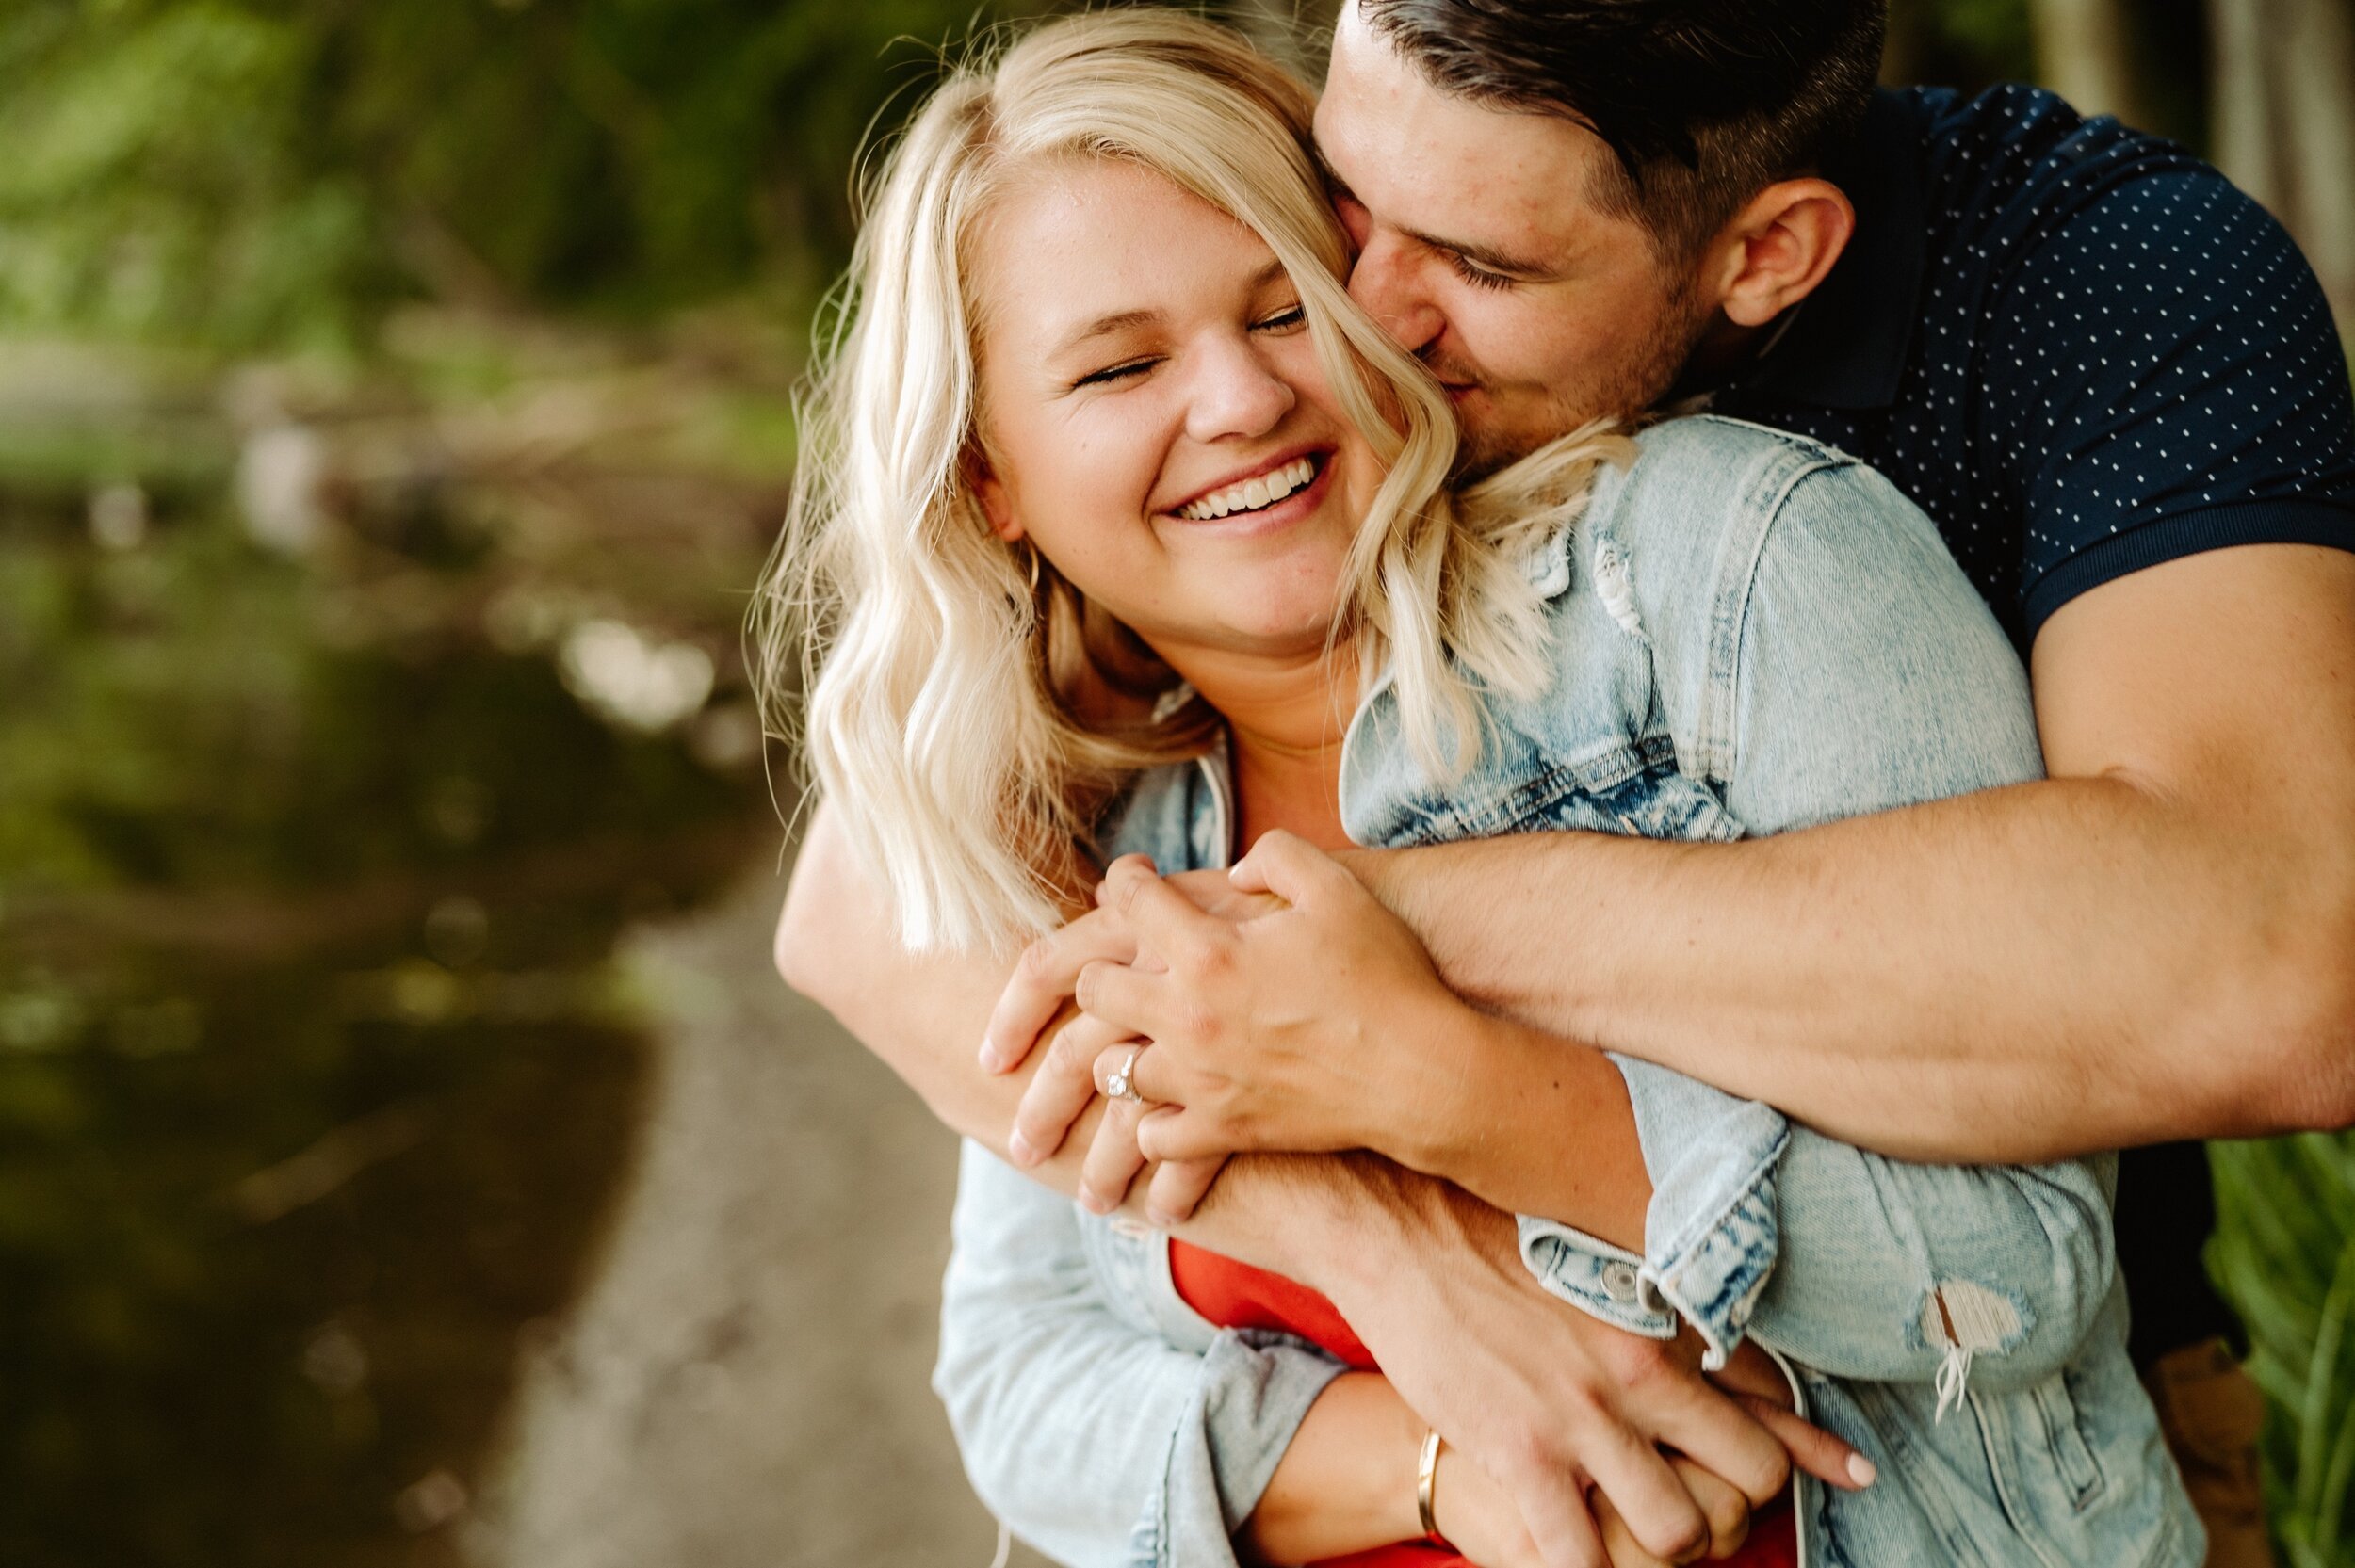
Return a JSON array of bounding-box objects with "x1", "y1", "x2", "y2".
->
[
  {"x1": 1712, "y1": 85, "x2": 2355, "y2": 1362},
  {"x1": 1713, "y1": 85, "x2": 2355, "y2": 644}
]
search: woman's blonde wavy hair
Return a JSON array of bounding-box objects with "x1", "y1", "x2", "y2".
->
[{"x1": 753, "y1": 8, "x2": 1629, "y2": 953}]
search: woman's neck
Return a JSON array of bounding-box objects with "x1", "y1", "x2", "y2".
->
[{"x1": 1164, "y1": 643, "x2": 1356, "y2": 854}]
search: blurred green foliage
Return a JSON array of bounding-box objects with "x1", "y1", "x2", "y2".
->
[
  {"x1": 2216, "y1": 1139, "x2": 2355, "y2": 1568},
  {"x1": 0, "y1": 0, "x2": 1086, "y2": 350}
]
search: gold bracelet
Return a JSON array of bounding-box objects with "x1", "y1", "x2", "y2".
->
[{"x1": 1417, "y1": 1426, "x2": 1449, "y2": 1546}]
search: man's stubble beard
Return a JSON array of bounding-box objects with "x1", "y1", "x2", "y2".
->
[{"x1": 1448, "y1": 274, "x2": 1716, "y2": 483}]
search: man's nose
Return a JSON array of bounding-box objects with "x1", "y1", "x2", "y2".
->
[
  {"x1": 1347, "y1": 232, "x2": 1446, "y2": 356},
  {"x1": 1184, "y1": 337, "x2": 1296, "y2": 444}
]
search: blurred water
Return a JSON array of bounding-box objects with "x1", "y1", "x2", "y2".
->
[{"x1": 0, "y1": 334, "x2": 786, "y2": 1566}]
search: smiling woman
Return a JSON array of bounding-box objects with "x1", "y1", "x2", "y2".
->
[
  {"x1": 757, "y1": 11, "x2": 1616, "y2": 956},
  {"x1": 965, "y1": 159, "x2": 1372, "y2": 662}
]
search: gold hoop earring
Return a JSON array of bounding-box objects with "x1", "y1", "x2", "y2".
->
[{"x1": 1023, "y1": 541, "x2": 1043, "y2": 593}]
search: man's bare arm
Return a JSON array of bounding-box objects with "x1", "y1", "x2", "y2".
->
[
  {"x1": 1350, "y1": 544, "x2": 2355, "y2": 1162},
  {"x1": 774, "y1": 798, "x2": 1865, "y2": 1568}
]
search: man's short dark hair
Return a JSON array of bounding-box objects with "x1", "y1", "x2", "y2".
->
[{"x1": 1356, "y1": 0, "x2": 1887, "y2": 258}]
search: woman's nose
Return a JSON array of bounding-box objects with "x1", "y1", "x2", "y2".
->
[
  {"x1": 1182, "y1": 336, "x2": 1297, "y2": 444},
  {"x1": 1346, "y1": 232, "x2": 1446, "y2": 356}
]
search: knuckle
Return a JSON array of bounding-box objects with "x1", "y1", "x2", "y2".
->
[
  {"x1": 1017, "y1": 935, "x2": 1061, "y2": 983},
  {"x1": 1046, "y1": 1025, "x2": 1094, "y2": 1075},
  {"x1": 1650, "y1": 1514, "x2": 1705, "y2": 1562},
  {"x1": 1615, "y1": 1342, "x2": 1680, "y2": 1393},
  {"x1": 1172, "y1": 1000, "x2": 1222, "y2": 1048},
  {"x1": 1188, "y1": 929, "x2": 1238, "y2": 978}
]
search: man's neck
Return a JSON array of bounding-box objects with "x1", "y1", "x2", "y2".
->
[{"x1": 1671, "y1": 312, "x2": 1774, "y2": 404}]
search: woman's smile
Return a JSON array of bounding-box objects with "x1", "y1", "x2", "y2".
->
[{"x1": 1161, "y1": 447, "x2": 1337, "y2": 534}]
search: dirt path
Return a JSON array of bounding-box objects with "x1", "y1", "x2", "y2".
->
[{"x1": 473, "y1": 856, "x2": 1048, "y2": 1568}]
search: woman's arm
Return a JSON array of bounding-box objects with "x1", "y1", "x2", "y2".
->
[{"x1": 934, "y1": 1141, "x2": 1358, "y2": 1567}]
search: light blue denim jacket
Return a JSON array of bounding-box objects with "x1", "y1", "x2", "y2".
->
[{"x1": 933, "y1": 416, "x2": 2201, "y2": 1568}]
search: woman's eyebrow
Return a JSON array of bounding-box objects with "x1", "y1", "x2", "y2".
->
[
  {"x1": 1050, "y1": 260, "x2": 1290, "y2": 359},
  {"x1": 1052, "y1": 308, "x2": 1163, "y2": 358}
]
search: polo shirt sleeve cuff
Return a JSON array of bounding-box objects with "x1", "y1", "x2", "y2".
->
[{"x1": 2022, "y1": 497, "x2": 2355, "y2": 639}]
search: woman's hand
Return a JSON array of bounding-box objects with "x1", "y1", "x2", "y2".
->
[{"x1": 993, "y1": 833, "x2": 1478, "y2": 1179}]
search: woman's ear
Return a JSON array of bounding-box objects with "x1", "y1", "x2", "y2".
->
[
  {"x1": 1707, "y1": 177, "x2": 1857, "y2": 330},
  {"x1": 966, "y1": 449, "x2": 1024, "y2": 542}
]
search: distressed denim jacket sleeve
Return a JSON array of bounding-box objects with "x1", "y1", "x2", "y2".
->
[
  {"x1": 1519, "y1": 427, "x2": 2118, "y2": 1393},
  {"x1": 934, "y1": 1140, "x2": 1346, "y2": 1567}
]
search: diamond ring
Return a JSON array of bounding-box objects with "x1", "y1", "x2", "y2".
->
[{"x1": 1106, "y1": 1046, "x2": 1145, "y2": 1104}]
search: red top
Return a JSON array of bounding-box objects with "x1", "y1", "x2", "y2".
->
[{"x1": 1168, "y1": 1239, "x2": 1798, "y2": 1568}]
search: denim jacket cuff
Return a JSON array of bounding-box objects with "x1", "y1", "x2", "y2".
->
[
  {"x1": 1610, "y1": 1054, "x2": 1792, "y2": 1366},
  {"x1": 1146, "y1": 1331, "x2": 1349, "y2": 1566},
  {"x1": 1517, "y1": 1214, "x2": 1681, "y2": 1339}
]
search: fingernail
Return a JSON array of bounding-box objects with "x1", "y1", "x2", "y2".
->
[
  {"x1": 1077, "y1": 1187, "x2": 1112, "y2": 1215},
  {"x1": 1007, "y1": 1129, "x2": 1037, "y2": 1166},
  {"x1": 978, "y1": 1037, "x2": 1004, "y2": 1073},
  {"x1": 1145, "y1": 1208, "x2": 1175, "y2": 1229},
  {"x1": 1847, "y1": 1453, "x2": 1876, "y2": 1489}
]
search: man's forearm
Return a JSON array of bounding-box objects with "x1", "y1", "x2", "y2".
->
[{"x1": 1358, "y1": 768, "x2": 2351, "y2": 1163}]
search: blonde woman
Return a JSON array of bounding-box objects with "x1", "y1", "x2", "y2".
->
[{"x1": 761, "y1": 11, "x2": 2199, "y2": 1568}]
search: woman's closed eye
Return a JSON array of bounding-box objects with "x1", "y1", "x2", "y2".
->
[
  {"x1": 1071, "y1": 304, "x2": 1305, "y2": 389},
  {"x1": 1074, "y1": 356, "x2": 1161, "y2": 389}
]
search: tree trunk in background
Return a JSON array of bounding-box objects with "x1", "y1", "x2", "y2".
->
[
  {"x1": 1880, "y1": 0, "x2": 1934, "y2": 86},
  {"x1": 2028, "y1": 0, "x2": 2151, "y2": 128},
  {"x1": 2210, "y1": 0, "x2": 2355, "y2": 338}
]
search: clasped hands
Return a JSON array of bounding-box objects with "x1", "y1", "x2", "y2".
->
[
  {"x1": 978, "y1": 832, "x2": 1870, "y2": 1568},
  {"x1": 983, "y1": 832, "x2": 1459, "y2": 1219}
]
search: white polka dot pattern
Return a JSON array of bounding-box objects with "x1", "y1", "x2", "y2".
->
[{"x1": 1717, "y1": 85, "x2": 2355, "y2": 642}]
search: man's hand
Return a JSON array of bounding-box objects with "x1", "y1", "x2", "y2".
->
[
  {"x1": 1438, "y1": 1446, "x2": 1759, "y2": 1568},
  {"x1": 1268, "y1": 1156, "x2": 1869, "y2": 1568},
  {"x1": 991, "y1": 836, "x2": 1471, "y2": 1172}
]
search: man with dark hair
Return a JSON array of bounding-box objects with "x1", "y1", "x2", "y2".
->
[
  {"x1": 785, "y1": 2, "x2": 2353, "y2": 1563},
  {"x1": 1290, "y1": 0, "x2": 2346, "y2": 1560}
]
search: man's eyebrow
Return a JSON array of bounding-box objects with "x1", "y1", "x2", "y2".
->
[
  {"x1": 1313, "y1": 145, "x2": 1553, "y2": 277},
  {"x1": 1401, "y1": 223, "x2": 1553, "y2": 279}
]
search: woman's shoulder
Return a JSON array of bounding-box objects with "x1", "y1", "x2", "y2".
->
[
  {"x1": 1584, "y1": 413, "x2": 2023, "y2": 794},
  {"x1": 1598, "y1": 414, "x2": 1874, "y2": 583},
  {"x1": 1589, "y1": 413, "x2": 1956, "y2": 659}
]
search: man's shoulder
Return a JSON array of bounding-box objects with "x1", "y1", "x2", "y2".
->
[{"x1": 1901, "y1": 82, "x2": 2218, "y2": 248}]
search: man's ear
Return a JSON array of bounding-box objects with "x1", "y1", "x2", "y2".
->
[
  {"x1": 966, "y1": 448, "x2": 1023, "y2": 542},
  {"x1": 1706, "y1": 178, "x2": 1856, "y2": 329}
]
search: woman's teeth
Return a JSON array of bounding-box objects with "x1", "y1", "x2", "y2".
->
[{"x1": 1176, "y1": 456, "x2": 1319, "y2": 521}]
